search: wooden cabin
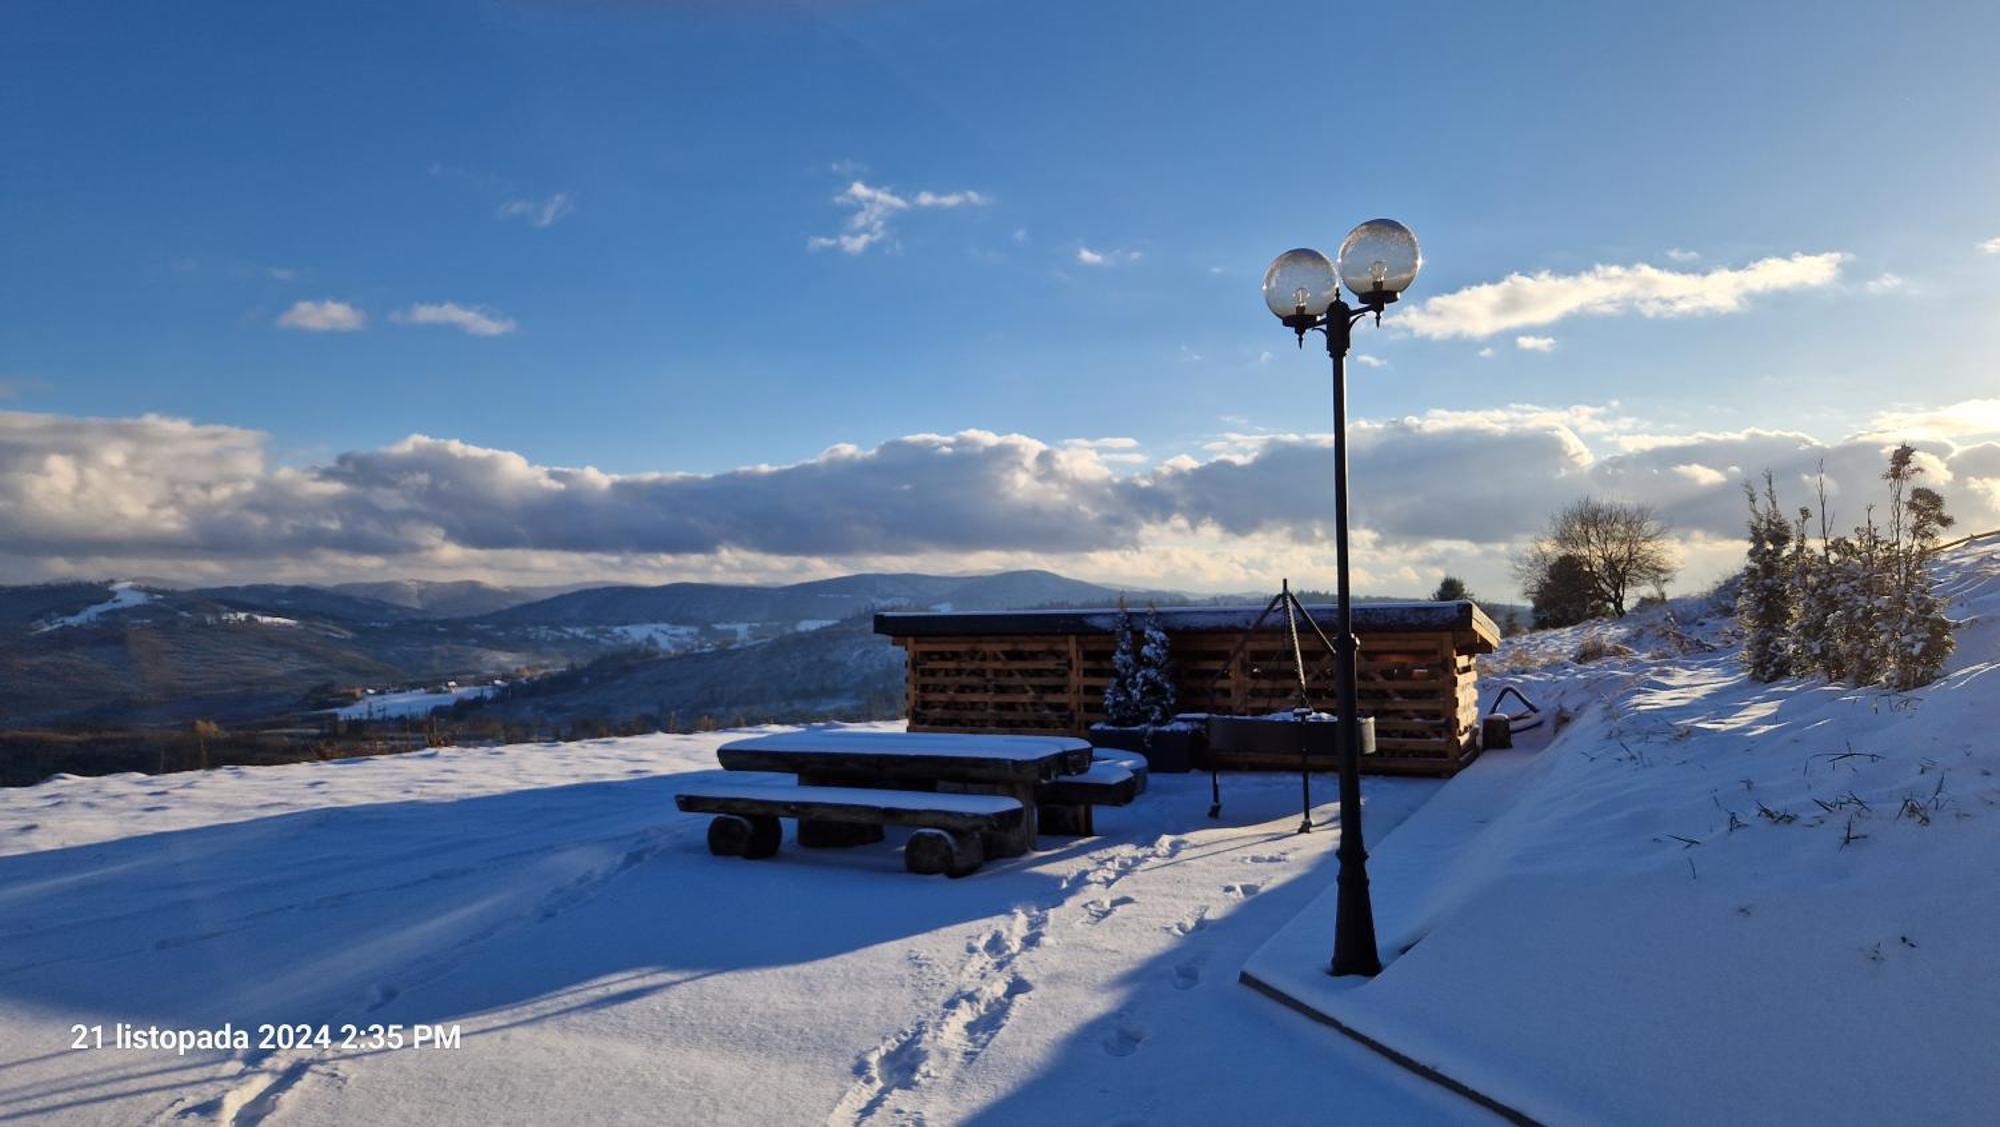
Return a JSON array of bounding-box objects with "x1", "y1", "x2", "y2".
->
[{"x1": 874, "y1": 601, "x2": 1500, "y2": 778}]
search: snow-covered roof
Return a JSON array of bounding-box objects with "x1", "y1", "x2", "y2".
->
[{"x1": 875, "y1": 600, "x2": 1498, "y2": 648}]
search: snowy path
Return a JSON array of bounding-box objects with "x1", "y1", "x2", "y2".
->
[{"x1": 0, "y1": 728, "x2": 1488, "y2": 1126}]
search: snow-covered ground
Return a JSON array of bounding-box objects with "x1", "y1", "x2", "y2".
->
[
  {"x1": 31, "y1": 582, "x2": 156, "y2": 633},
  {"x1": 1248, "y1": 536, "x2": 2000, "y2": 1124},
  {"x1": 333, "y1": 685, "x2": 499, "y2": 721},
  {"x1": 0, "y1": 726, "x2": 1485, "y2": 1125}
]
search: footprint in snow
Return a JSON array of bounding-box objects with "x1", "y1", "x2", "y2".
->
[
  {"x1": 1222, "y1": 882, "x2": 1261, "y2": 899},
  {"x1": 1168, "y1": 907, "x2": 1210, "y2": 937},
  {"x1": 1244, "y1": 853, "x2": 1289, "y2": 865},
  {"x1": 1101, "y1": 1020, "x2": 1147, "y2": 1057},
  {"x1": 1172, "y1": 954, "x2": 1208, "y2": 990},
  {"x1": 1081, "y1": 896, "x2": 1137, "y2": 925}
]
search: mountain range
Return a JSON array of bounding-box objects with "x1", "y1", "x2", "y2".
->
[{"x1": 0, "y1": 570, "x2": 1186, "y2": 729}]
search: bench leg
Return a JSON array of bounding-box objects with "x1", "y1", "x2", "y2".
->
[
  {"x1": 906, "y1": 828, "x2": 985, "y2": 877},
  {"x1": 798, "y1": 819, "x2": 885, "y2": 848},
  {"x1": 1037, "y1": 803, "x2": 1094, "y2": 837},
  {"x1": 982, "y1": 783, "x2": 1039, "y2": 858},
  {"x1": 707, "y1": 814, "x2": 781, "y2": 859}
]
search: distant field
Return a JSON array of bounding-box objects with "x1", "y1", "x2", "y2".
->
[{"x1": 0, "y1": 728, "x2": 433, "y2": 788}]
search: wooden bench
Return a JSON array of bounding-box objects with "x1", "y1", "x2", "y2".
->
[
  {"x1": 1089, "y1": 750, "x2": 1149, "y2": 793},
  {"x1": 674, "y1": 782, "x2": 1026, "y2": 877},
  {"x1": 1036, "y1": 761, "x2": 1142, "y2": 837}
]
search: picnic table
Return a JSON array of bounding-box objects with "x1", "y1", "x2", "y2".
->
[
  {"x1": 675, "y1": 730, "x2": 1140, "y2": 876},
  {"x1": 716, "y1": 730, "x2": 1091, "y2": 855}
]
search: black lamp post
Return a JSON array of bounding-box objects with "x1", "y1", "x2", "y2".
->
[{"x1": 1260, "y1": 219, "x2": 1423, "y2": 979}]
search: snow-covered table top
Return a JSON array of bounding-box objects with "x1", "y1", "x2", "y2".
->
[{"x1": 717, "y1": 730, "x2": 1094, "y2": 784}]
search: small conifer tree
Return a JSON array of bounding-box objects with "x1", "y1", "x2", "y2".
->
[
  {"x1": 1103, "y1": 602, "x2": 1144, "y2": 726},
  {"x1": 1103, "y1": 602, "x2": 1177, "y2": 726},
  {"x1": 1884, "y1": 452, "x2": 1956, "y2": 689},
  {"x1": 1784, "y1": 503, "x2": 1835, "y2": 678},
  {"x1": 1839, "y1": 510, "x2": 1891, "y2": 684},
  {"x1": 1737, "y1": 473, "x2": 1795, "y2": 681},
  {"x1": 1132, "y1": 608, "x2": 1178, "y2": 725}
]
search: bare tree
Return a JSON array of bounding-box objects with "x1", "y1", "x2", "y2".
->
[{"x1": 1516, "y1": 497, "x2": 1679, "y2": 618}]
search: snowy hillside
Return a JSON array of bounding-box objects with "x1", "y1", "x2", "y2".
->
[
  {"x1": 0, "y1": 726, "x2": 1481, "y2": 1125},
  {"x1": 1248, "y1": 535, "x2": 2000, "y2": 1125}
]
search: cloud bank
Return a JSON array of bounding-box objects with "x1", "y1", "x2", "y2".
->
[{"x1": 3, "y1": 403, "x2": 1996, "y2": 595}]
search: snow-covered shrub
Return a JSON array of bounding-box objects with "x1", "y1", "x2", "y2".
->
[
  {"x1": 1751, "y1": 446, "x2": 1957, "y2": 689},
  {"x1": 1737, "y1": 474, "x2": 1794, "y2": 681},
  {"x1": 1572, "y1": 634, "x2": 1634, "y2": 663}
]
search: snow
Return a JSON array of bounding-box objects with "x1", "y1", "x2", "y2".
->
[
  {"x1": 1057, "y1": 761, "x2": 1136, "y2": 787},
  {"x1": 218, "y1": 611, "x2": 300, "y2": 627},
  {"x1": 0, "y1": 723, "x2": 1479, "y2": 1125},
  {"x1": 676, "y1": 780, "x2": 1027, "y2": 816},
  {"x1": 1244, "y1": 538, "x2": 2000, "y2": 1125},
  {"x1": 882, "y1": 600, "x2": 1486, "y2": 638},
  {"x1": 796, "y1": 618, "x2": 838, "y2": 632},
  {"x1": 31, "y1": 581, "x2": 155, "y2": 633},
  {"x1": 334, "y1": 684, "x2": 498, "y2": 720},
  {"x1": 720, "y1": 729, "x2": 1090, "y2": 762}
]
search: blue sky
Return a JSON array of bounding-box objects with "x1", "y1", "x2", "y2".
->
[{"x1": 4, "y1": 1, "x2": 2000, "y2": 594}]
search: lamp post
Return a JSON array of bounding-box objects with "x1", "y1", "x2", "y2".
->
[{"x1": 1261, "y1": 218, "x2": 1422, "y2": 979}]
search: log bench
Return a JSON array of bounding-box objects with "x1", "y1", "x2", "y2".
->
[
  {"x1": 674, "y1": 782, "x2": 1026, "y2": 877},
  {"x1": 1036, "y1": 761, "x2": 1142, "y2": 837}
]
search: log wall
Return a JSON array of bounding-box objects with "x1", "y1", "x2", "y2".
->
[{"x1": 882, "y1": 604, "x2": 1497, "y2": 778}]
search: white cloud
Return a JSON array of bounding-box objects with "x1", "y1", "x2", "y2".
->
[
  {"x1": 498, "y1": 192, "x2": 575, "y2": 228},
  {"x1": 808, "y1": 179, "x2": 991, "y2": 255},
  {"x1": 1353, "y1": 354, "x2": 1387, "y2": 368},
  {"x1": 1863, "y1": 272, "x2": 1907, "y2": 293},
  {"x1": 1062, "y1": 436, "x2": 1147, "y2": 465},
  {"x1": 276, "y1": 300, "x2": 365, "y2": 332},
  {"x1": 1077, "y1": 246, "x2": 1142, "y2": 267},
  {"x1": 1476, "y1": 346, "x2": 1495, "y2": 358},
  {"x1": 1859, "y1": 398, "x2": 2000, "y2": 442},
  {"x1": 913, "y1": 190, "x2": 990, "y2": 208},
  {"x1": 1397, "y1": 252, "x2": 1847, "y2": 339},
  {"x1": 390, "y1": 302, "x2": 517, "y2": 337},
  {"x1": 1978, "y1": 236, "x2": 2000, "y2": 254},
  {"x1": 1514, "y1": 335, "x2": 1557, "y2": 352},
  {"x1": 1665, "y1": 248, "x2": 1701, "y2": 262},
  {"x1": 1673, "y1": 463, "x2": 1729, "y2": 486}
]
